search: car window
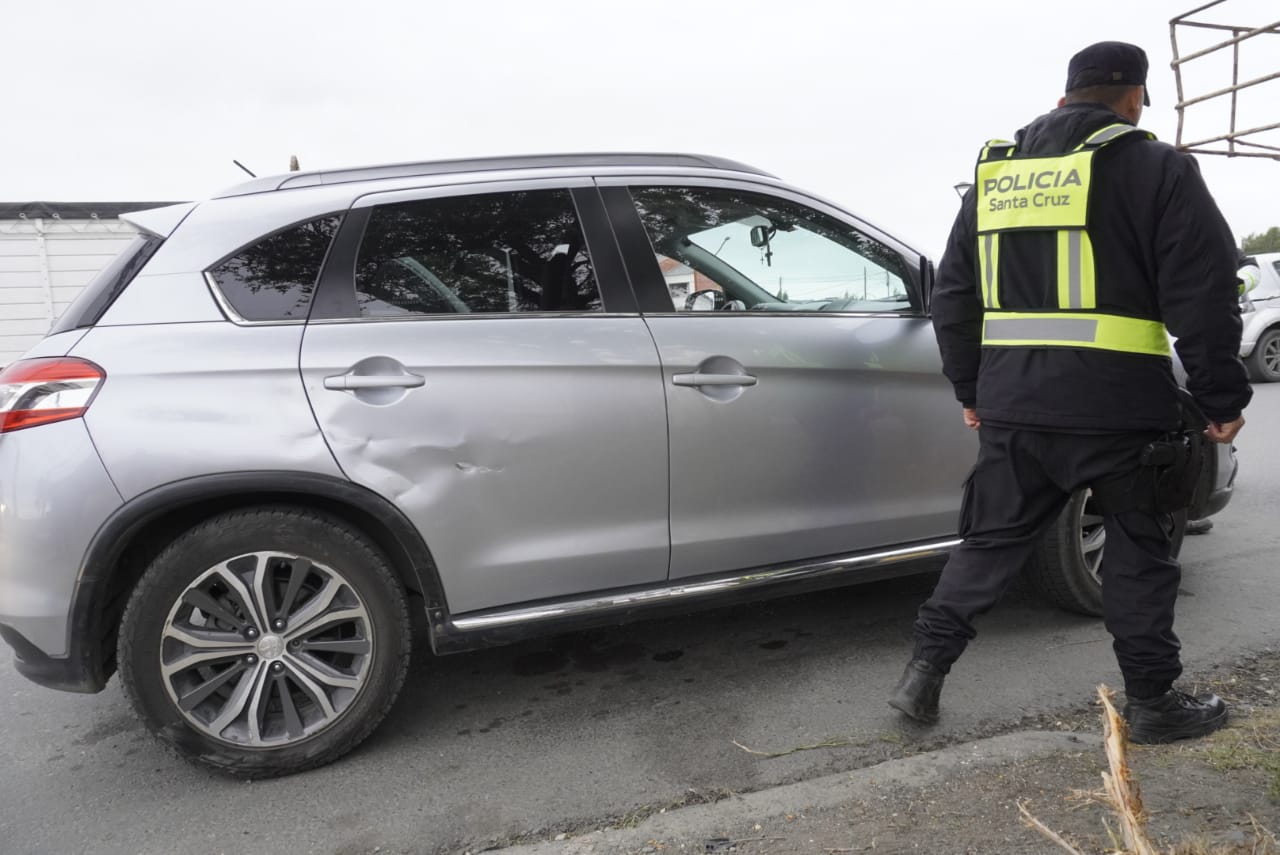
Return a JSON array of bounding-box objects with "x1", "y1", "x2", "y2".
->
[
  {"x1": 207, "y1": 216, "x2": 340, "y2": 322},
  {"x1": 354, "y1": 190, "x2": 601, "y2": 316},
  {"x1": 629, "y1": 186, "x2": 911, "y2": 313}
]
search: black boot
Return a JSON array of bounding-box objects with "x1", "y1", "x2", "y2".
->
[
  {"x1": 1123, "y1": 689, "x2": 1228, "y2": 744},
  {"x1": 888, "y1": 659, "x2": 945, "y2": 724}
]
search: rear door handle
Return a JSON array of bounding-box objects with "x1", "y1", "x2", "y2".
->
[
  {"x1": 323, "y1": 373, "x2": 426, "y2": 390},
  {"x1": 672, "y1": 373, "x2": 757, "y2": 387}
]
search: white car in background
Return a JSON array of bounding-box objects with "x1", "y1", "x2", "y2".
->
[{"x1": 1240, "y1": 252, "x2": 1280, "y2": 382}]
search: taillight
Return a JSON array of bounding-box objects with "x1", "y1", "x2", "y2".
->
[{"x1": 0, "y1": 357, "x2": 105, "y2": 433}]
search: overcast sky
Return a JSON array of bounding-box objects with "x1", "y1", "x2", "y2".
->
[{"x1": 3, "y1": 0, "x2": 1276, "y2": 257}]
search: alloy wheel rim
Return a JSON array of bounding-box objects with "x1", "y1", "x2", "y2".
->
[
  {"x1": 160, "y1": 552, "x2": 373, "y2": 748},
  {"x1": 1265, "y1": 336, "x2": 1280, "y2": 376},
  {"x1": 1077, "y1": 491, "x2": 1107, "y2": 586}
]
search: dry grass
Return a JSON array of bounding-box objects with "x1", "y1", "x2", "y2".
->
[
  {"x1": 1198, "y1": 709, "x2": 1280, "y2": 801},
  {"x1": 1019, "y1": 687, "x2": 1280, "y2": 855}
]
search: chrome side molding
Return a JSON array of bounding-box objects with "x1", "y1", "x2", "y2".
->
[{"x1": 450, "y1": 538, "x2": 962, "y2": 632}]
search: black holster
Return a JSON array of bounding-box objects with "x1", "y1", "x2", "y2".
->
[{"x1": 1091, "y1": 391, "x2": 1208, "y2": 515}]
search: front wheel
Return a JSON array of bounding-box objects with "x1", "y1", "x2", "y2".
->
[
  {"x1": 1247, "y1": 327, "x2": 1280, "y2": 383},
  {"x1": 1028, "y1": 490, "x2": 1186, "y2": 617},
  {"x1": 119, "y1": 507, "x2": 411, "y2": 778}
]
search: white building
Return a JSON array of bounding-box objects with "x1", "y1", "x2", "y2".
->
[{"x1": 0, "y1": 202, "x2": 175, "y2": 365}]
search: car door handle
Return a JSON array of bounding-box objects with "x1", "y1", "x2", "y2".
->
[
  {"x1": 672, "y1": 373, "x2": 757, "y2": 387},
  {"x1": 323, "y1": 373, "x2": 426, "y2": 390}
]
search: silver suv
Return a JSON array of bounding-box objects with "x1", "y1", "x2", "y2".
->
[{"x1": 0, "y1": 153, "x2": 1236, "y2": 777}]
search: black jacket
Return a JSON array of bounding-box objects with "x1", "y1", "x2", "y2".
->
[{"x1": 932, "y1": 103, "x2": 1251, "y2": 431}]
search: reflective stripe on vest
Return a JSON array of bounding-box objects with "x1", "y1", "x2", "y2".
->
[
  {"x1": 980, "y1": 139, "x2": 1016, "y2": 161},
  {"x1": 983, "y1": 312, "x2": 1171, "y2": 357},
  {"x1": 981, "y1": 232, "x2": 1001, "y2": 308},
  {"x1": 972, "y1": 123, "x2": 1166, "y2": 356},
  {"x1": 1075, "y1": 123, "x2": 1141, "y2": 147},
  {"x1": 1056, "y1": 229, "x2": 1096, "y2": 309}
]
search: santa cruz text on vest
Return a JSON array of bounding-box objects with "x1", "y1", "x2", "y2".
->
[{"x1": 984, "y1": 167, "x2": 1083, "y2": 212}]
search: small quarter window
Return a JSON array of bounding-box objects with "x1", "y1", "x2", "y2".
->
[{"x1": 207, "y1": 216, "x2": 340, "y2": 322}]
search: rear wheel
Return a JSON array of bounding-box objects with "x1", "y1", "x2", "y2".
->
[
  {"x1": 1028, "y1": 489, "x2": 1186, "y2": 617},
  {"x1": 1247, "y1": 327, "x2": 1280, "y2": 383},
  {"x1": 119, "y1": 507, "x2": 411, "y2": 778}
]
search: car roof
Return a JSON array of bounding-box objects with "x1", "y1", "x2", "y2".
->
[{"x1": 214, "y1": 153, "x2": 773, "y2": 199}]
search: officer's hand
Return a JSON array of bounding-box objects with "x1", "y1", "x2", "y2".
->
[
  {"x1": 962, "y1": 407, "x2": 981, "y2": 430},
  {"x1": 1205, "y1": 416, "x2": 1244, "y2": 444}
]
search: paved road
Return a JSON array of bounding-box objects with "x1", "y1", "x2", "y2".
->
[{"x1": 3, "y1": 385, "x2": 1278, "y2": 855}]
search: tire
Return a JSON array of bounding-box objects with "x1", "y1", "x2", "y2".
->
[
  {"x1": 119, "y1": 506, "x2": 411, "y2": 778},
  {"x1": 1247, "y1": 327, "x2": 1280, "y2": 383},
  {"x1": 1028, "y1": 489, "x2": 1186, "y2": 617}
]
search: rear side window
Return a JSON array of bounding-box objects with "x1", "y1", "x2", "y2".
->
[
  {"x1": 354, "y1": 189, "x2": 601, "y2": 316},
  {"x1": 207, "y1": 216, "x2": 340, "y2": 322},
  {"x1": 50, "y1": 234, "x2": 163, "y2": 334}
]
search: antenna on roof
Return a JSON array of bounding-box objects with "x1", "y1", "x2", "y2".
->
[
  {"x1": 232, "y1": 159, "x2": 257, "y2": 178},
  {"x1": 289, "y1": 155, "x2": 300, "y2": 172}
]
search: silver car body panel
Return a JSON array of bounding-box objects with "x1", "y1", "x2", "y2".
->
[
  {"x1": 300, "y1": 316, "x2": 670, "y2": 614},
  {"x1": 72, "y1": 322, "x2": 344, "y2": 500},
  {"x1": 1241, "y1": 300, "x2": 1280, "y2": 356},
  {"x1": 647, "y1": 313, "x2": 971, "y2": 577},
  {"x1": 97, "y1": 273, "x2": 225, "y2": 326},
  {"x1": 119, "y1": 202, "x2": 197, "y2": 239},
  {"x1": 0, "y1": 420, "x2": 123, "y2": 655},
  {"x1": 15, "y1": 328, "x2": 89, "y2": 360}
]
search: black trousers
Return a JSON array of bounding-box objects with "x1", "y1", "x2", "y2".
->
[{"x1": 913, "y1": 425, "x2": 1183, "y2": 699}]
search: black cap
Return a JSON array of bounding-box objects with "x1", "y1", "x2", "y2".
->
[{"x1": 1065, "y1": 41, "x2": 1151, "y2": 106}]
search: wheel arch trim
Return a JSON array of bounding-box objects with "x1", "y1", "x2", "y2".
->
[{"x1": 65, "y1": 471, "x2": 447, "y2": 692}]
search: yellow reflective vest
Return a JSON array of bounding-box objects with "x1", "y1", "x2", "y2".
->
[{"x1": 974, "y1": 123, "x2": 1171, "y2": 358}]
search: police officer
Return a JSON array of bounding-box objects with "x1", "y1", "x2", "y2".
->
[{"x1": 889, "y1": 41, "x2": 1252, "y2": 743}]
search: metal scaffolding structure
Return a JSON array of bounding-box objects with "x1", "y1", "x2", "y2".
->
[{"x1": 1170, "y1": 0, "x2": 1280, "y2": 160}]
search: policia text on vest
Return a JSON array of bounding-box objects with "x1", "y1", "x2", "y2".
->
[{"x1": 982, "y1": 166, "x2": 1082, "y2": 214}]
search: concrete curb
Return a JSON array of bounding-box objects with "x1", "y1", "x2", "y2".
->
[{"x1": 492, "y1": 730, "x2": 1102, "y2": 854}]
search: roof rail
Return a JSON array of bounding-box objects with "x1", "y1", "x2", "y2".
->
[{"x1": 214, "y1": 152, "x2": 773, "y2": 198}]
